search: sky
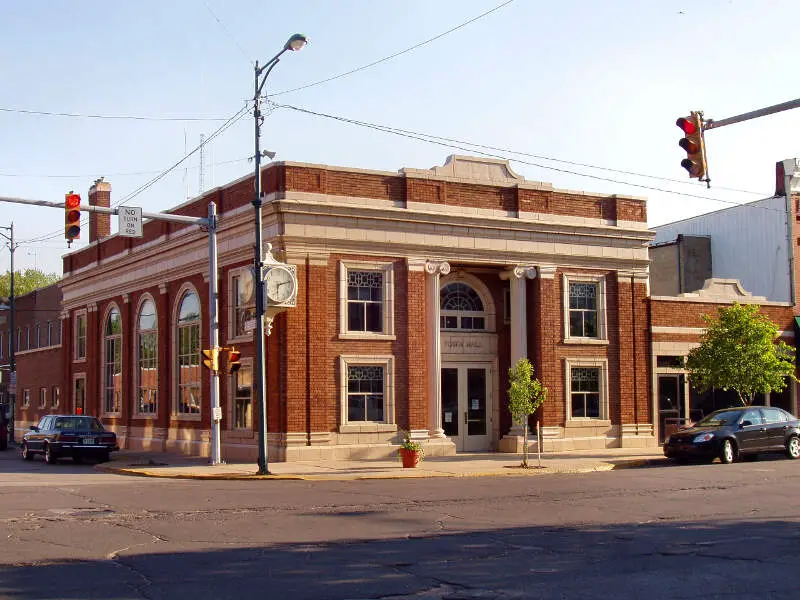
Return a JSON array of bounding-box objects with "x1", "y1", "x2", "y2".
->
[{"x1": 1, "y1": 0, "x2": 798, "y2": 276}]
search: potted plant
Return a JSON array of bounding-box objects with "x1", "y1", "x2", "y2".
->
[{"x1": 398, "y1": 433, "x2": 424, "y2": 468}]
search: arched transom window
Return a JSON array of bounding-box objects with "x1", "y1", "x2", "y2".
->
[
  {"x1": 103, "y1": 307, "x2": 122, "y2": 414},
  {"x1": 176, "y1": 291, "x2": 201, "y2": 416},
  {"x1": 136, "y1": 299, "x2": 158, "y2": 416},
  {"x1": 440, "y1": 282, "x2": 486, "y2": 331}
]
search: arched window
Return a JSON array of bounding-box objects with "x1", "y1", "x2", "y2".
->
[
  {"x1": 440, "y1": 282, "x2": 486, "y2": 331},
  {"x1": 136, "y1": 299, "x2": 158, "y2": 416},
  {"x1": 103, "y1": 307, "x2": 122, "y2": 414},
  {"x1": 176, "y1": 291, "x2": 201, "y2": 416}
]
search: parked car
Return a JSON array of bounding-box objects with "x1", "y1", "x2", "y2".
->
[
  {"x1": 664, "y1": 406, "x2": 800, "y2": 464},
  {"x1": 21, "y1": 414, "x2": 118, "y2": 464}
]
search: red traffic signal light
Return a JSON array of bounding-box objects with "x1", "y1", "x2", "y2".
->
[
  {"x1": 225, "y1": 347, "x2": 242, "y2": 374},
  {"x1": 676, "y1": 112, "x2": 707, "y2": 180},
  {"x1": 65, "y1": 193, "x2": 81, "y2": 241}
]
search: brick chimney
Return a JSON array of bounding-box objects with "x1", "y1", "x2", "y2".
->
[{"x1": 88, "y1": 178, "x2": 111, "y2": 243}]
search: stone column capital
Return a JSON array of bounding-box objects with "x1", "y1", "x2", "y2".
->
[
  {"x1": 500, "y1": 265, "x2": 537, "y2": 280},
  {"x1": 425, "y1": 261, "x2": 451, "y2": 276}
]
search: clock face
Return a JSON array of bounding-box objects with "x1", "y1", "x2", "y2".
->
[{"x1": 265, "y1": 266, "x2": 295, "y2": 304}]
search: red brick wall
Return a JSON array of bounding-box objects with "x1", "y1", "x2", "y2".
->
[{"x1": 406, "y1": 266, "x2": 428, "y2": 430}]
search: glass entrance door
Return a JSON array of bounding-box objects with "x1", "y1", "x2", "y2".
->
[
  {"x1": 441, "y1": 364, "x2": 491, "y2": 452},
  {"x1": 658, "y1": 374, "x2": 685, "y2": 443}
]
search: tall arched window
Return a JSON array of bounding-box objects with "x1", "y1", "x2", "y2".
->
[
  {"x1": 440, "y1": 282, "x2": 486, "y2": 331},
  {"x1": 136, "y1": 299, "x2": 158, "y2": 416},
  {"x1": 103, "y1": 306, "x2": 122, "y2": 414},
  {"x1": 176, "y1": 291, "x2": 201, "y2": 416}
]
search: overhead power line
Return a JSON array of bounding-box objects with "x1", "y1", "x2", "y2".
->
[
  {"x1": 273, "y1": 102, "x2": 776, "y2": 208},
  {"x1": 0, "y1": 107, "x2": 228, "y2": 122}
]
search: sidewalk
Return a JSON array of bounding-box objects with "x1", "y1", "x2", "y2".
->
[{"x1": 96, "y1": 447, "x2": 667, "y2": 481}]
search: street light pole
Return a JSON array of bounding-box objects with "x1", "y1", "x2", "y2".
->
[
  {"x1": 0, "y1": 223, "x2": 15, "y2": 444},
  {"x1": 252, "y1": 34, "x2": 307, "y2": 475}
]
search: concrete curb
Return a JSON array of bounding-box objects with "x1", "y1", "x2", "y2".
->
[{"x1": 95, "y1": 457, "x2": 661, "y2": 481}]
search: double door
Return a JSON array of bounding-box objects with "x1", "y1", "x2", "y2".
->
[{"x1": 441, "y1": 363, "x2": 491, "y2": 452}]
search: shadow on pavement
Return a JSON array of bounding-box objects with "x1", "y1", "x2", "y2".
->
[{"x1": 1, "y1": 520, "x2": 797, "y2": 599}]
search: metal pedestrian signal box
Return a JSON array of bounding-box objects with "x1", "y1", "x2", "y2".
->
[
  {"x1": 64, "y1": 193, "x2": 81, "y2": 241},
  {"x1": 676, "y1": 112, "x2": 707, "y2": 181}
]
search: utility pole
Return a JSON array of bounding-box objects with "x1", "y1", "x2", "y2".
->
[
  {"x1": 0, "y1": 223, "x2": 16, "y2": 444},
  {"x1": 0, "y1": 196, "x2": 224, "y2": 464}
]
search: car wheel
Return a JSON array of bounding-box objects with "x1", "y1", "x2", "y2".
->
[
  {"x1": 786, "y1": 436, "x2": 800, "y2": 460},
  {"x1": 44, "y1": 444, "x2": 58, "y2": 465},
  {"x1": 21, "y1": 442, "x2": 33, "y2": 461},
  {"x1": 720, "y1": 439, "x2": 737, "y2": 464},
  {"x1": 96, "y1": 451, "x2": 110, "y2": 464}
]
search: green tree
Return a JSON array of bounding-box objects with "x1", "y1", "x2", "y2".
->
[
  {"x1": 507, "y1": 357, "x2": 548, "y2": 468},
  {"x1": 685, "y1": 303, "x2": 797, "y2": 406},
  {"x1": 0, "y1": 269, "x2": 61, "y2": 298}
]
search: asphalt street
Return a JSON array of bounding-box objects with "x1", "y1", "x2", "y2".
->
[{"x1": 2, "y1": 448, "x2": 799, "y2": 599}]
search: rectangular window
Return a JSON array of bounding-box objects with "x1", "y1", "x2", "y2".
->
[
  {"x1": 35, "y1": 324, "x2": 40, "y2": 348},
  {"x1": 75, "y1": 313, "x2": 87, "y2": 359},
  {"x1": 656, "y1": 355, "x2": 684, "y2": 369},
  {"x1": 570, "y1": 367, "x2": 601, "y2": 419},
  {"x1": 347, "y1": 365, "x2": 385, "y2": 422},
  {"x1": 569, "y1": 282, "x2": 598, "y2": 337},
  {"x1": 22, "y1": 389, "x2": 30, "y2": 408},
  {"x1": 25, "y1": 326, "x2": 30, "y2": 350},
  {"x1": 232, "y1": 272, "x2": 256, "y2": 338},
  {"x1": 347, "y1": 271, "x2": 383, "y2": 332},
  {"x1": 177, "y1": 325, "x2": 201, "y2": 415},
  {"x1": 39, "y1": 387, "x2": 47, "y2": 409},
  {"x1": 233, "y1": 364, "x2": 252, "y2": 429},
  {"x1": 52, "y1": 386, "x2": 60, "y2": 409},
  {"x1": 0, "y1": 332, "x2": 3, "y2": 359},
  {"x1": 47, "y1": 321, "x2": 53, "y2": 346}
]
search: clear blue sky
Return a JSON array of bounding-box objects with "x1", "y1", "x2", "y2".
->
[{"x1": 1, "y1": 0, "x2": 798, "y2": 276}]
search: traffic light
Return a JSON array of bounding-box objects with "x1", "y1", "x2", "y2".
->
[
  {"x1": 65, "y1": 193, "x2": 81, "y2": 241},
  {"x1": 202, "y1": 347, "x2": 219, "y2": 372},
  {"x1": 676, "y1": 112, "x2": 707, "y2": 180},
  {"x1": 224, "y1": 347, "x2": 242, "y2": 374}
]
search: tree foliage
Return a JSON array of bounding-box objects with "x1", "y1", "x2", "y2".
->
[
  {"x1": 685, "y1": 303, "x2": 796, "y2": 406},
  {"x1": 507, "y1": 358, "x2": 548, "y2": 467},
  {"x1": 0, "y1": 269, "x2": 61, "y2": 298}
]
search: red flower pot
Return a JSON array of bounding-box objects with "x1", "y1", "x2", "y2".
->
[{"x1": 399, "y1": 448, "x2": 421, "y2": 468}]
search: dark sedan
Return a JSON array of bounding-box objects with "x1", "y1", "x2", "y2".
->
[
  {"x1": 664, "y1": 406, "x2": 800, "y2": 464},
  {"x1": 21, "y1": 414, "x2": 118, "y2": 464}
]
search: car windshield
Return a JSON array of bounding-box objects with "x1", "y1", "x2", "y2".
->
[
  {"x1": 53, "y1": 417, "x2": 104, "y2": 432},
  {"x1": 696, "y1": 410, "x2": 743, "y2": 427}
]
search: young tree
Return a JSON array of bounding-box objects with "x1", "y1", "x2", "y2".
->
[
  {"x1": 0, "y1": 269, "x2": 60, "y2": 298},
  {"x1": 685, "y1": 303, "x2": 797, "y2": 406},
  {"x1": 507, "y1": 357, "x2": 548, "y2": 467}
]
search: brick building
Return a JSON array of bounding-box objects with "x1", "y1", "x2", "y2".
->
[{"x1": 10, "y1": 155, "x2": 647, "y2": 460}]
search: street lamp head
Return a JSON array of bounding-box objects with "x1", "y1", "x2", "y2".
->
[{"x1": 284, "y1": 34, "x2": 308, "y2": 52}]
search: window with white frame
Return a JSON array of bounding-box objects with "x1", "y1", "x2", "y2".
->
[
  {"x1": 136, "y1": 299, "x2": 158, "y2": 416},
  {"x1": 52, "y1": 386, "x2": 60, "y2": 409},
  {"x1": 16, "y1": 328, "x2": 21, "y2": 352},
  {"x1": 103, "y1": 307, "x2": 122, "y2": 414},
  {"x1": 563, "y1": 274, "x2": 607, "y2": 341},
  {"x1": 75, "y1": 312, "x2": 87, "y2": 359},
  {"x1": 22, "y1": 389, "x2": 30, "y2": 408},
  {"x1": 232, "y1": 362, "x2": 252, "y2": 429},
  {"x1": 25, "y1": 326, "x2": 30, "y2": 350},
  {"x1": 440, "y1": 282, "x2": 487, "y2": 331},
  {"x1": 176, "y1": 290, "x2": 201, "y2": 416},
  {"x1": 47, "y1": 321, "x2": 53, "y2": 346},
  {"x1": 0, "y1": 332, "x2": 3, "y2": 358},
  {"x1": 339, "y1": 261, "x2": 394, "y2": 338},
  {"x1": 39, "y1": 387, "x2": 47, "y2": 409},
  {"x1": 230, "y1": 268, "x2": 255, "y2": 339},
  {"x1": 34, "y1": 324, "x2": 40, "y2": 348},
  {"x1": 339, "y1": 355, "x2": 395, "y2": 430},
  {"x1": 565, "y1": 359, "x2": 608, "y2": 420}
]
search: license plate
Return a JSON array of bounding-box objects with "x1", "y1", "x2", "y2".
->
[{"x1": 82, "y1": 438, "x2": 95, "y2": 445}]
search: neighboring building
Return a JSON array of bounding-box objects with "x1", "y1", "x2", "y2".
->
[
  {"x1": 0, "y1": 284, "x2": 64, "y2": 423},
  {"x1": 648, "y1": 159, "x2": 800, "y2": 441}
]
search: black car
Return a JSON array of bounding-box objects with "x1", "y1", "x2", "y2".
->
[
  {"x1": 21, "y1": 414, "x2": 118, "y2": 464},
  {"x1": 664, "y1": 406, "x2": 800, "y2": 464}
]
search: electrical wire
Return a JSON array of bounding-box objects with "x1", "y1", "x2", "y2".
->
[
  {"x1": 0, "y1": 107, "x2": 228, "y2": 122},
  {"x1": 268, "y1": 0, "x2": 516, "y2": 97},
  {"x1": 274, "y1": 102, "x2": 779, "y2": 209}
]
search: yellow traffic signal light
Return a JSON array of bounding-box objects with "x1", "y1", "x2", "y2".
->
[
  {"x1": 676, "y1": 112, "x2": 707, "y2": 180},
  {"x1": 202, "y1": 348, "x2": 219, "y2": 372},
  {"x1": 65, "y1": 193, "x2": 81, "y2": 241},
  {"x1": 224, "y1": 347, "x2": 242, "y2": 374}
]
